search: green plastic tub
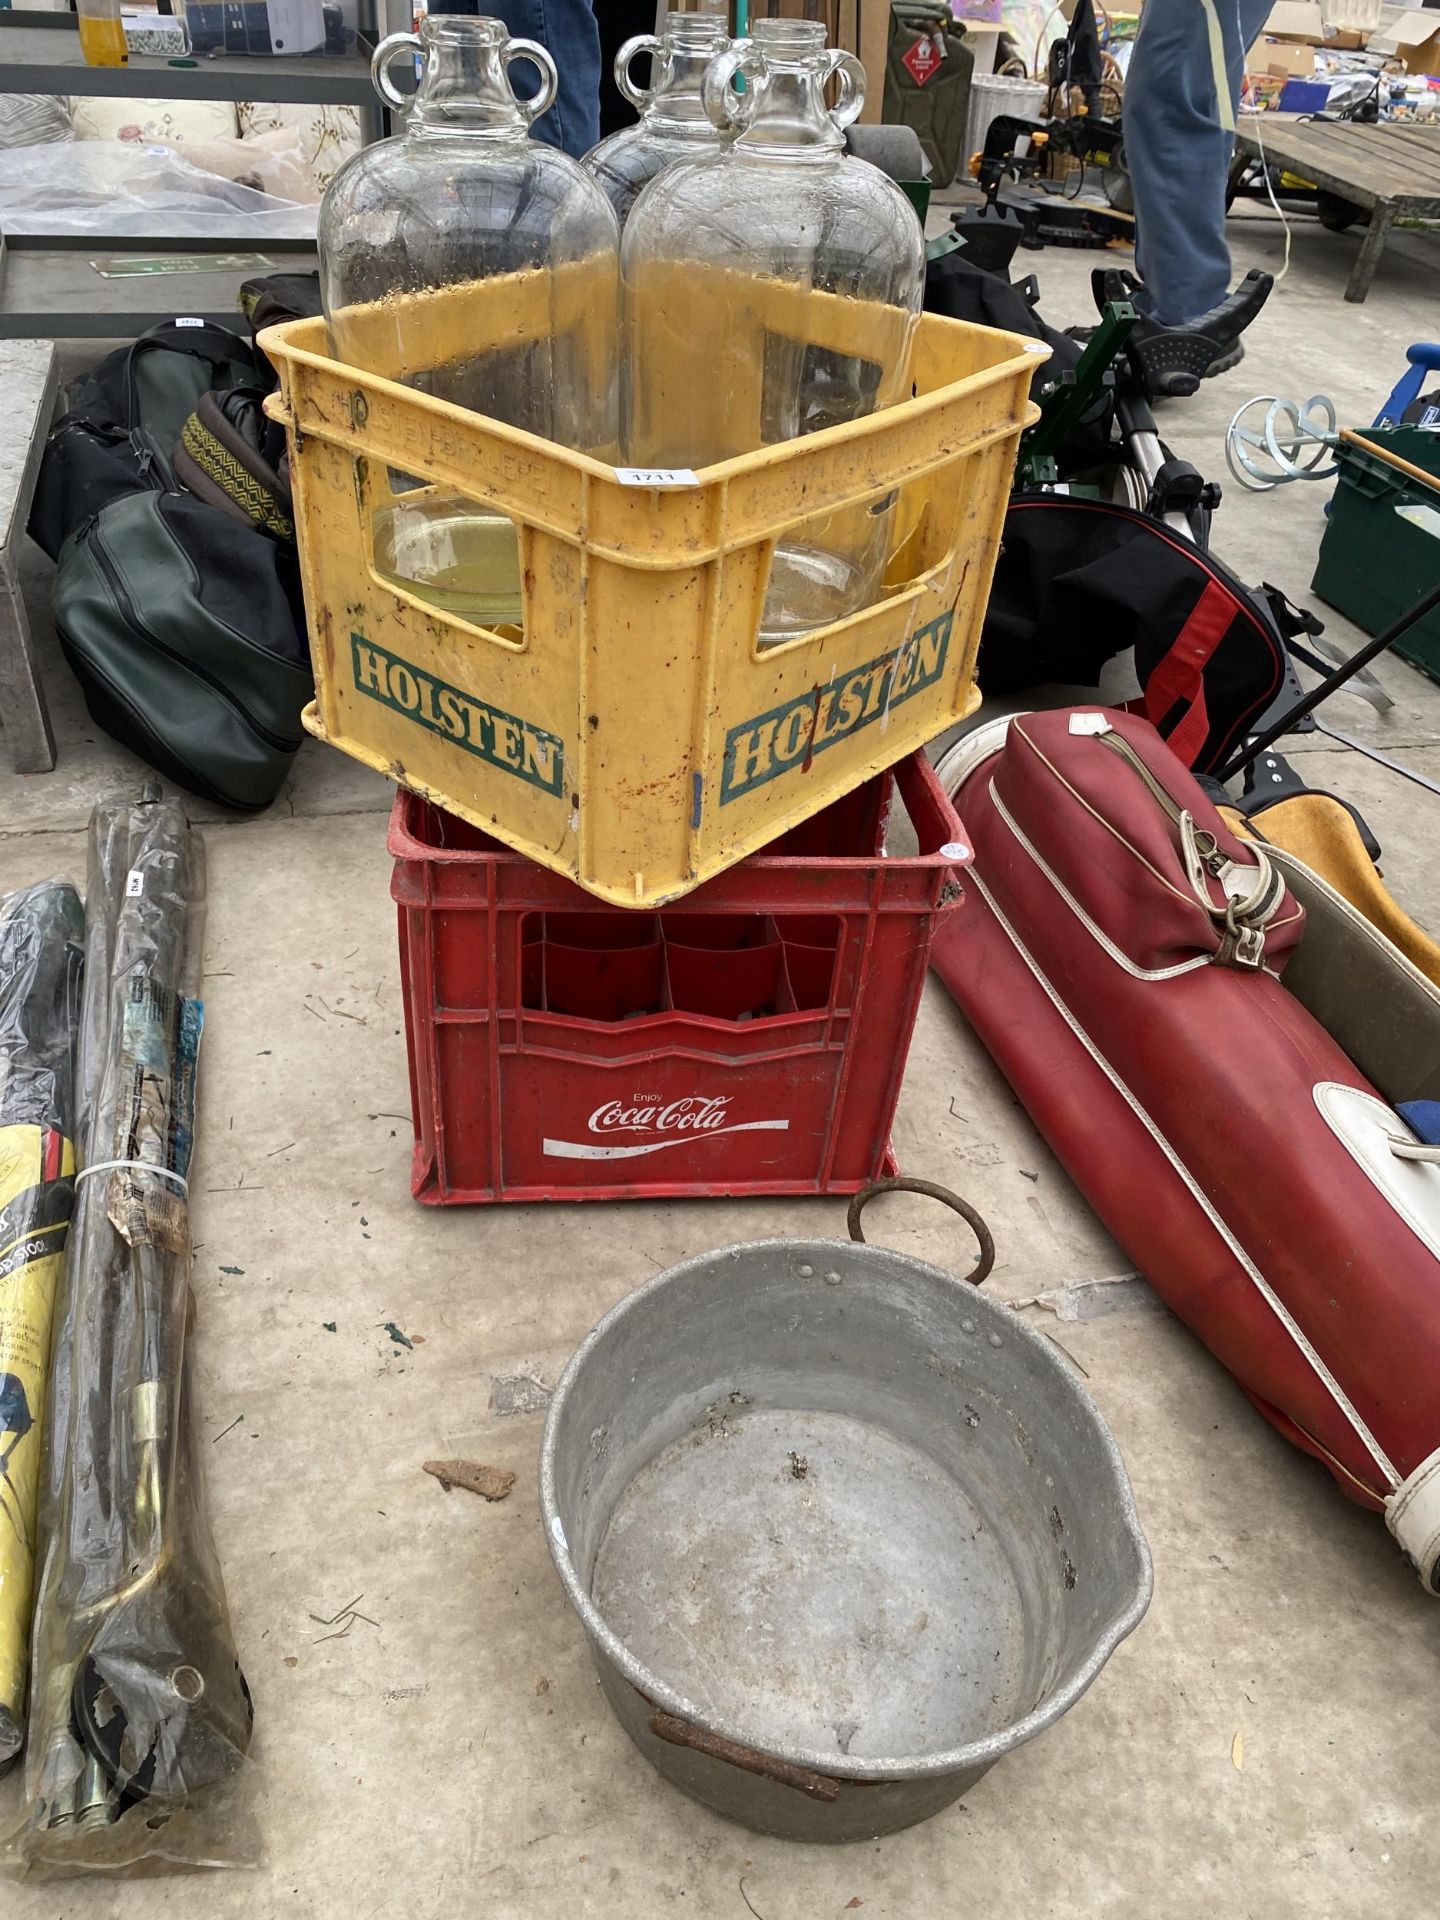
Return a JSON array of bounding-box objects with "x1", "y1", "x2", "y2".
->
[{"x1": 1312, "y1": 427, "x2": 1440, "y2": 683}]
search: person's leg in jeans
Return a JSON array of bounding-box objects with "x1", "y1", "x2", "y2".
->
[
  {"x1": 1124, "y1": 0, "x2": 1274, "y2": 324},
  {"x1": 490, "y1": 0, "x2": 601, "y2": 157}
]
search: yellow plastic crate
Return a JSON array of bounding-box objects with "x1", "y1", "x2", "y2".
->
[{"x1": 262, "y1": 279, "x2": 1042, "y2": 907}]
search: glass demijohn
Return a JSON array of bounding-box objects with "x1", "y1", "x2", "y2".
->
[
  {"x1": 621, "y1": 18, "x2": 925, "y2": 644},
  {"x1": 317, "y1": 15, "x2": 620, "y2": 627},
  {"x1": 583, "y1": 11, "x2": 733, "y2": 229}
]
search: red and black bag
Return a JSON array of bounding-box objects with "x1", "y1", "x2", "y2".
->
[{"x1": 978, "y1": 495, "x2": 1292, "y2": 775}]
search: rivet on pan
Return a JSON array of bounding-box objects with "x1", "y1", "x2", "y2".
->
[
  {"x1": 961, "y1": 1318, "x2": 976, "y2": 1335},
  {"x1": 170, "y1": 1664, "x2": 205, "y2": 1703},
  {"x1": 989, "y1": 1333, "x2": 1004, "y2": 1349},
  {"x1": 797, "y1": 1264, "x2": 814, "y2": 1278},
  {"x1": 823, "y1": 1270, "x2": 842, "y2": 1286}
]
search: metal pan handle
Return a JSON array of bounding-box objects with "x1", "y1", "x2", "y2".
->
[
  {"x1": 846, "y1": 1176, "x2": 995, "y2": 1287},
  {"x1": 648, "y1": 1711, "x2": 842, "y2": 1803}
]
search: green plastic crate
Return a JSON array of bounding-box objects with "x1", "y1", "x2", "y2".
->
[{"x1": 1312, "y1": 426, "x2": 1440, "y2": 684}]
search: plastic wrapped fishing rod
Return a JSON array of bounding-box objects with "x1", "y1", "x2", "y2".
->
[
  {"x1": 0, "y1": 882, "x2": 83, "y2": 1773},
  {"x1": 6, "y1": 790, "x2": 256, "y2": 1878}
]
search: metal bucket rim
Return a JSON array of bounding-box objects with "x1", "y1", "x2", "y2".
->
[{"x1": 539, "y1": 1235, "x2": 1154, "y2": 1784}]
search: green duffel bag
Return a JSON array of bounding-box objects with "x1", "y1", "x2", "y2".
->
[{"x1": 53, "y1": 489, "x2": 313, "y2": 812}]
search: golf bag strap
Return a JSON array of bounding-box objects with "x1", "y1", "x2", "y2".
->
[
  {"x1": 1387, "y1": 1443, "x2": 1440, "y2": 1592},
  {"x1": 1141, "y1": 579, "x2": 1236, "y2": 766},
  {"x1": 1260, "y1": 581, "x2": 1324, "y2": 645}
]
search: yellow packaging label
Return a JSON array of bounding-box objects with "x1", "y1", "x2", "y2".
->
[{"x1": 0, "y1": 1122, "x2": 75, "y2": 1733}]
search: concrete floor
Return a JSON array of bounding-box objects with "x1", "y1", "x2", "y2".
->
[{"x1": 2, "y1": 201, "x2": 1439, "y2": 1916}]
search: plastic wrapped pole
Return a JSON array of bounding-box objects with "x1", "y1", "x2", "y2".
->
[
  {"x1": 7, "y1": 790, "x2": 256, "y2": 1878},
  {"x1": 0, "y1": 882, "x2": 83, "y2": 1772}
]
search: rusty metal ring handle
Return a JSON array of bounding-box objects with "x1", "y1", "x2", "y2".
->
[
  {"x1": 846, "y1": 1176, "x2": 996, "y2": 1287},
  {"x1": 648, "y1": 1711, "x2": 841, "y2": 1803}
]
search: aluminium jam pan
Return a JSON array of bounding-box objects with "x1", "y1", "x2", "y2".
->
[{"x1": 540, "y1": 1182, "x2": 1152, "y2": 1842}]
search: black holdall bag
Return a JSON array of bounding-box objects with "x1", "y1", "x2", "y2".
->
[
  {"x1": 925, "y1": 251, "x2": 1117, "y2": 475},
  {"x1": 29, "y1": 318, "x2": 260, "y2": 561},
  {"x1": 979, "y1": 495, "x2": 1289, "y2": 776},
  {"x1": 52, "y1": 490, "x2": 312, "y2": 813}
]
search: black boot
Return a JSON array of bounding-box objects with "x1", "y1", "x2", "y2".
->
[{"x1": 1091, "y1": 266, "x2": 1273, "y2": 399}]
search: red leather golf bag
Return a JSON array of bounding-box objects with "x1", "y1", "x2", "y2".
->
[{"x1": 931, "y1": 708, "x2": 1440, "y2": 1591}]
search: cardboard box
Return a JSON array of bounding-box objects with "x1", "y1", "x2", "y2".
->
[
  {"x1": 1370, "y1": 10, "x2": 1440, "y2": 76},
  {"x1": 1263, "y1": 35, "x2": 1318, "y2": 75},
  {"x1": 1261, "y1": 0, "x2": 1325, "y2": 42},
  {"x1": 963, "y1": 24, "x2": 1003, "y2": 73}
]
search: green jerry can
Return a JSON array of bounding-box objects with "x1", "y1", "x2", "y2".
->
[{"x1": 883, "y1": 1, "x2": 974, "y2": 189}]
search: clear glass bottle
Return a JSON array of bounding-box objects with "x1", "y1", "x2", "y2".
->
[
  {"x1": 76, "y1": 0, "x2": 128, "y2": 67},
  {"x1": 317, "y1": 15, "x2": 620, "y2": 627},
  {"x1": 622, "y1": 17, "x2": 925, "y2": 645},
  {"x1": 583, "y1": 11, "x2": 732, "y2": 230}
]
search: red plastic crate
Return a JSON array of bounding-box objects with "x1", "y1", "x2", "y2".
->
[{"x1": 389, "y1": 752, "x2": 969, "y2": 1204}]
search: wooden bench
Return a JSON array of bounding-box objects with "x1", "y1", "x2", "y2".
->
[
  {"x1": 0, "y1": 338, "x2": 58, "y2": 773},
  {"x1": 1232, "y1": 116, "x2": 1440, "y2": 303}
]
